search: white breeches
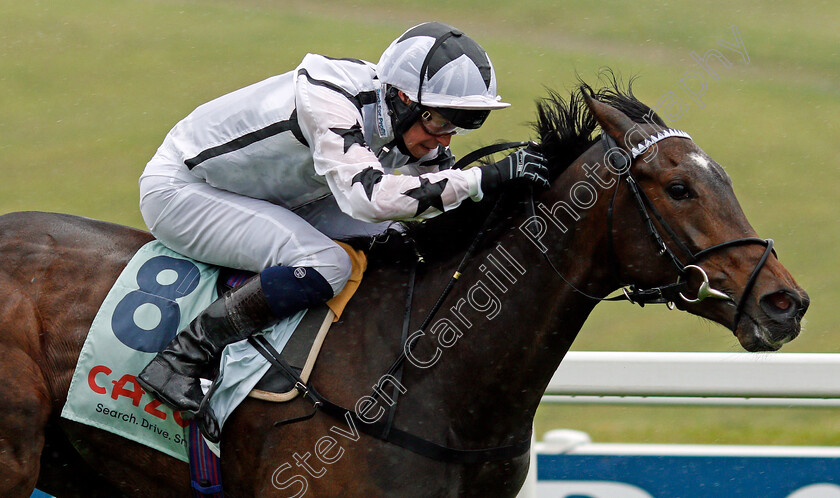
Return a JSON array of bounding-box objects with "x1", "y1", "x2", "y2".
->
[{"x1": 139, "y1": 176, "x2": 351, "y2": 295}]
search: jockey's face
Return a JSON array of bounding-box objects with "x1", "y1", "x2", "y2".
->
[
  {"x1": 397, "y1": 90, "x2": 453, "y2": 159},
  {"x1": 401, "y1": 118, "x2": 452, "y2": 159}
]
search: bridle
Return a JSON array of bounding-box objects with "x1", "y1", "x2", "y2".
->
[{"x1": 543, "y1": 129, "x2": 777, "y2": 331}]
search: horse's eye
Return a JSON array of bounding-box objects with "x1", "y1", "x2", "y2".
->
[{"x1": 667, "y1": 182, "x2": 690, "y2": 200}]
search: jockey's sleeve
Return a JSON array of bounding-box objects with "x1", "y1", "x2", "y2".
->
[{"x1": 295, "y1": 68, "x2": 485, "y2": 223}]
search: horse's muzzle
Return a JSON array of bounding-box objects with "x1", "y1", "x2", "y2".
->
[{"x1": 738, "y1": 287, "x2": 809, "y2": 351}]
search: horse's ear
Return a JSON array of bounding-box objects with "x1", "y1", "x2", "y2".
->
[{"x1": 581, "y1": 88, "x2": 642, "y2": 151}]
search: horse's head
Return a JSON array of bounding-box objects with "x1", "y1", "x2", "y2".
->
[{"x1": 560, "y1": 87, "x2": 809, "y2": 351}]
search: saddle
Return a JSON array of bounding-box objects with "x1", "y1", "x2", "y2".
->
[
  {"x1": 215, "y1": 241, "x2": 367, "y2": 403},
  {"x1": 249, "y1": 304, "x2": 334, "y2": 401}
]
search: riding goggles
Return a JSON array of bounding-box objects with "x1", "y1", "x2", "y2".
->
[{"x1": 419, "y1": 107, "x2": 490, "y2": 136}]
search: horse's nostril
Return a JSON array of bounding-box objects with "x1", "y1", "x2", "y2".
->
[
  {"x1": 767, "y1": 292, "x2": 792, "y2": 311},
  {"x1": 760, "y1": 290, "x2": 801, "y2": 321}
]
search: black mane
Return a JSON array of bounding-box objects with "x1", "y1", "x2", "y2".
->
[
  {"x1": 360, "y1": 72, "x2": 668, "y2": 262},
  {"x1": 535, "y1": 72, "x2": 667, "y2": 180}
]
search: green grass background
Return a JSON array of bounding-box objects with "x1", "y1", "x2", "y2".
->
[{"x1": 2, "y1": 0, "x2": 838, "y2": 445}]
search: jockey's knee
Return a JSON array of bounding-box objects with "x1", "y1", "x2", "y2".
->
[
  {"x1": 259, "y1": 245, "x2": 350, "y2": 318},
  {"x1": 314, "y1": 244, "x2": 352, "y2": 296}
]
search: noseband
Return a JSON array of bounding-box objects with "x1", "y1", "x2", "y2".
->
[{"x1": 598, "y1": 131, "x2": 776, "y2": 330}]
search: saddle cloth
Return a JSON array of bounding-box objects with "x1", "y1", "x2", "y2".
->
[{"x1": 61, "y1": 240, "x2": 365, "y2": 461}]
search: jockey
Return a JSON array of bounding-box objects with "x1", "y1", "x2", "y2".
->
[{"x1": 136, "y1": 22, "x2": 548, "y2": 422}]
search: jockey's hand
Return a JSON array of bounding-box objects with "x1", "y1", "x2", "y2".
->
[{"x1": 479, "y1": 142, "x2": 550, "y2": 194}]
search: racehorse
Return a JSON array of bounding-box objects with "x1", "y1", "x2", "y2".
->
[{"x1": 2, "y1": 79, "x2": 808, "y2": 497}]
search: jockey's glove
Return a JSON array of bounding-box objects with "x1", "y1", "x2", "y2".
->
[{"x1": 479, "y1": 142, "x2": 550, "y2": 194}]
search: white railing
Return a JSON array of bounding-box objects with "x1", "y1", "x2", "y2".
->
[
  {"x1": 542, "y1": 351, "x2": 840, "y2": 406},
  {"x1": 515, "y1": 352, "x2": 840, "y2": 498}
]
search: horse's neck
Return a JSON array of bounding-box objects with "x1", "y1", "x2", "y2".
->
[{"x1": 400, "y1": 146, "x2": 616, "y2": 444}]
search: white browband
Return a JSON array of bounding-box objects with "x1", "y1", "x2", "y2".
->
[{"x1": 630, "y1": 128, "x2": 692, "y2": 159}]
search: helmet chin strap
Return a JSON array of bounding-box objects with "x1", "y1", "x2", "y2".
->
[{"x1": 385, "y1": 86, "x2": 422, "y2": 137}]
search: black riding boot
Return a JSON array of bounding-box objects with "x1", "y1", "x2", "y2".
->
[{"x1": 137, "y1": 275, "x2": 278, "y2": 414}]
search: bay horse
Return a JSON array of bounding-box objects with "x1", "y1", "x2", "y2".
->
[{"x1": 2, "y1": 80, "x2": 808, "y2": 497}]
